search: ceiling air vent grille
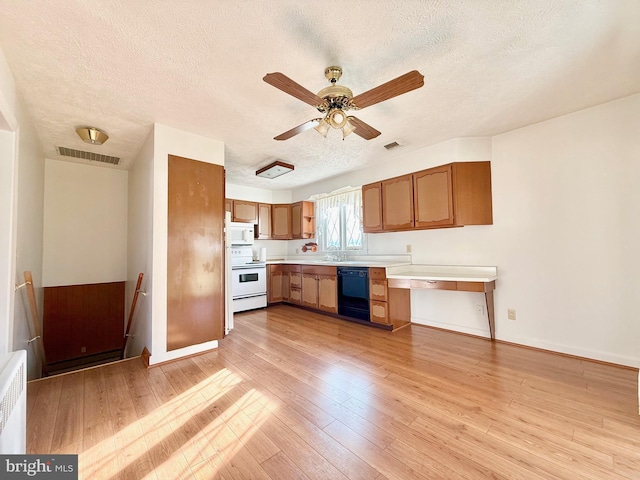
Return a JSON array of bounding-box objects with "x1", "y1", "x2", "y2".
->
[
  {"x1": 56, "y1": 146, "x2": 120, "y2": 165},
  {"x1": 384, "y1": 141, "x2": 402, "y2": 150}
]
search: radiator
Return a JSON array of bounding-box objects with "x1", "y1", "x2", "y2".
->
[{"x1": 0, "y1": 350, "x2": 26, "y2": 454}]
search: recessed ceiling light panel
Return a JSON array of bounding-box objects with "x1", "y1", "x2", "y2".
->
[{"x1": 256, "y1": 161, "x2": 294, "y2": 179}]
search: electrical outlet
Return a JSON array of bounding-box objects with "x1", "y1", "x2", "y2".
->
[
  {"x1": 508, "y1": 309, "x2": 516, "y2": 320},
  {"x1": 295, "y1": 248, "x2": 299, "y2": 254},
  {"x1": 475, "y1": 304, "x2": 484, "y2": 316},
  {"x1": 406, "y1": 244, "x2": 412, "y2": 253}
]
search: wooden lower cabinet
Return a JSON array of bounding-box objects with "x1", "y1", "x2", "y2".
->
[
  {"x1": 317, "y1": 274, "x2": 338, "y2": 314},
  {"x1": 289, "y1": 271, "x2": 302, "y2": 305},
  {"x1": 268, "y1": 265, "x2": 283, "y2": 304},
  {"x1": 301, "y1": 274, "x2": 319, "y2": 309},
  {"x1": 369, "y1": 268, "x2": 390, "y2": 325},
  {"x1": 301, "y1": 265, "x2": 337, "y2": 313},
  {"x1": 267, "y1": 264, "x2": 338, "y2": 315},
  {"x1": 369, "y1": 267, "x2": 410, "y2": 329}
]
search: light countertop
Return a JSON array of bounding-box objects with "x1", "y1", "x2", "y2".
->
[
  {"x1": 386, "y1": 264, "x2": 498, "y2": 282},
  {"x1": 266, "y1": 259, "x2": 411, "y2": 268}
]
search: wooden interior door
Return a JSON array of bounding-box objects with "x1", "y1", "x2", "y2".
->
[{"x1": 167, "y1": 155, "x2": 225, "y2": 351}]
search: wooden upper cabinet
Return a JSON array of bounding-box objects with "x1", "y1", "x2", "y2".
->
[
  {"x1": 414, "y1": 161, "x2": 493, "y2": 228},
  {"x1": 450, "y1": 161, "x2": 493, "y2": 226},
  {"x1": 362, "y1": 182, "x2": 383, "y2": 232},
  {"x1": 225, "y1": 198, "x2": 232, "y2": 213},
  {"x1": 232, "y1": 200, "x2": 258, "y2": 224},
  {"x1": 257, "y1": 203, "x2": 271, "y2": 239},
  {"x1": 272, "y1": 204, "x2": 292, "y2": 239},
  {"x1": 291, "y1": 201, "x2": 315, "y2": 239},
  {"x1": 364, "y1": 161, "x2": 493, "y2": 233},
  {"x1": 414, "y1": 164, "x2": 454, "y2": 228},
  {"x1": 382, "y1": 174, "x2": 414, "y2": 231}
]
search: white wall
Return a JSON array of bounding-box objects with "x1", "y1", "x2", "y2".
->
[
  {"x1": 488, "y1": 93, "x2": 640, "y2": 366},
  {"x1": 291, "y1": 95, "x2": 640, "y2": 367},
  {"x1": 0, "y1": 129, "x2": 16, "y2": 356},
  {"x1": 149, "y1": 123, "x2": 225, "y2": 365},
  {"x1": 125, "y1": 127, "x2": 154, "y2": 358},
  {"x1": 0, "y1": 46, "x2": 46, "y2": 379},
  {"x1": 42, "y1": 159, "x2": 128, "y2": 286}
]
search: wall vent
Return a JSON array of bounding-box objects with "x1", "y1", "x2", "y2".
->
[
  {"x1": 384, "y1": 141, "x2": 402, "y2": 150},
  {"x1": 56, "y1": 146, "x2": 120, "y2": 165}
]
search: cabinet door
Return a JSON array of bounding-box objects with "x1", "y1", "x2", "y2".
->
[
  {"x1": 362, "y1": 182, "x2": 383, "y2": 232},
  {"x1": 301, "y1": 273, "x2": 319, "y2": 308},
  {"x1": 225, "y1": 198, "x2": 232, "y2": 213},
  {"x1": 257, "y1": 203, "x2": 271, "y2": 239},
  {"x1": 291, "y1": 202, "x2": 302, "y2": 238},
  {"x1": 318, "y1": 274, "x2": 338, "y2": 314},
  {"x1": 413, "y1": 164, "x2": 454, "y2": 228},
  {"x1": 272, "y1": 204, "x2": 292, "y2": 239},
  {"x1": 282, "y1": 272, "x2": 290, "y2": 301},
  {"x1": 382, "y1": 174, "x2": 414, "y2": 230},
  {"x1": 451, "y1": 161, "x2": 493, "y2": 226},
  {"x1": 268, "y1": 266, "x2": 282, "y2": 304},
  {"x1": 289, "y1": 272, "x2": 302, "y2": 288},
  {"x1": 233, "y1": 200, "x2": 258, "y2": 224}
]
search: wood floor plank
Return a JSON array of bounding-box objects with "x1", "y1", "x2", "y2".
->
[
  {"x1": 26, "y1": 305, "x2": 640, "y2": 480},
  {"x1": 27, "y1": 374, "x2": 63, "y2": 454}
]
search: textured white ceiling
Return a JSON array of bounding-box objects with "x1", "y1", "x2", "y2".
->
[{"x1": 0, "y1": 1, "x2": 639, "y2": 190}]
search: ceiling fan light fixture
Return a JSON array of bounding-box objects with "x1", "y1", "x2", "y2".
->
[
  {"x1": 76, "y1": 126, "x2": 109, "y2": 145},
  {"x1": 314, "y1": 118, "x2": 330, "y2": 137},
  {"x1": 342, "y1": 118, "x2": 356, "y2": 139},
  {"x1": 256, "y1": 160, "x2": 295, "y2": 179},
  {"x1": 327, "y1": 108, "x2": 347, "y2": 129}
]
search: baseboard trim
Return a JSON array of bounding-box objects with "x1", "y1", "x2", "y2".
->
[
  {"x1": 411, "y1": 322, "x2": 638, "y2": 371},
  {"x1": 145, "y1": 347, "x2": 218, "y2": 369},
  {"x1": 140, "y1": 347, "x2": 151, "y2": 368}
]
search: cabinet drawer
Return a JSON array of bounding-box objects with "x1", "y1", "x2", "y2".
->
[
  {"x1": 370, "y1": 300, "x2": 390, "y2": 325},
  {"x1": 370, "y1": 279, "x2": 387, "y2": 301},
  {"x1": 289, "y1": 273, "x2": 302, "y2": 288},
  {"x1": 282, "y1": 264, "x2": 301, "y2": 273},
  {"x1": 301, "y1": 265, "x2": 336, "y2": 276},
  {"x1": 289, "y1": 287, "x2": 301, "y2": 304},
  {"x1": 409, "y1": 279, "x2": 457, "y2": 290},
  {"x1": 368, "y1": 267, "x2": 387, "y2": 280}
]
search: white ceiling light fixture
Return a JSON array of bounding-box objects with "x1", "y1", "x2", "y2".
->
[
  {"x1": 76, "y1": 126, "x2": 109, "y2": 145},
  {"x1": 256, "y1": 160, "x2": 294, "y2": 179}
]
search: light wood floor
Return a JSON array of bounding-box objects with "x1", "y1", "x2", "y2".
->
[{"x1": 27, "y1": 305, "x2": 640, "y2": 479}]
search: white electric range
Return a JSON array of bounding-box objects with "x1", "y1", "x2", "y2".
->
[{"x1": 231, "y1": 246, "x2": 267, "y2": 313}]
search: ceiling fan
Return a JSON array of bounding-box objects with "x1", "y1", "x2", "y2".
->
[{"x1": 263, "y1": 66, "x2": 424, "y2": 141}]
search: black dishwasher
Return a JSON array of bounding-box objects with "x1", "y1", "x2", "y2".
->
[{"x1": 337, "y1": 266, "x2": 370, "y2": 321}]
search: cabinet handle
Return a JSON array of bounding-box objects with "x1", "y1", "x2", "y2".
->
[{"x1": 427, "y1": 280, "x2": 437, "y2": 284}]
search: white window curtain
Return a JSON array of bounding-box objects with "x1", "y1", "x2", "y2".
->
[{"x1": 312, "y1": 186, "x2": 363, "y2": 251}]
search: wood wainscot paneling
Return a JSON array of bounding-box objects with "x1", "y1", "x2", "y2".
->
[
  {"x1": 167, "y1": 155, "x2": 225, "y2": 351},
  {"x1": 43, "y1": 281, "x2": 125, "y2": 365}
]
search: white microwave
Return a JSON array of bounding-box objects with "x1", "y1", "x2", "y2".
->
[{"x1": 229, "y1": 222, "x2": 255, "y2": 245}]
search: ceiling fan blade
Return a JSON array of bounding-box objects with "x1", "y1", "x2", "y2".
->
[
  {"x1": 274, "y1": 119, "x2": 321, "y2": 141},
  {"x1": 350, "y1": 70, "x2": 424, "y2": 109},
  {"x1": 263, "y1": 72, "x2": 325, "y2": 108},
  {"x1": 349, "y1": 116, "x2": 381, "y2": 140}
]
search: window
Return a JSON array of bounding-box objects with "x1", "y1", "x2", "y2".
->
[{"x1": 314, "y1": 187, "x2": 364, "y2": 251}]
